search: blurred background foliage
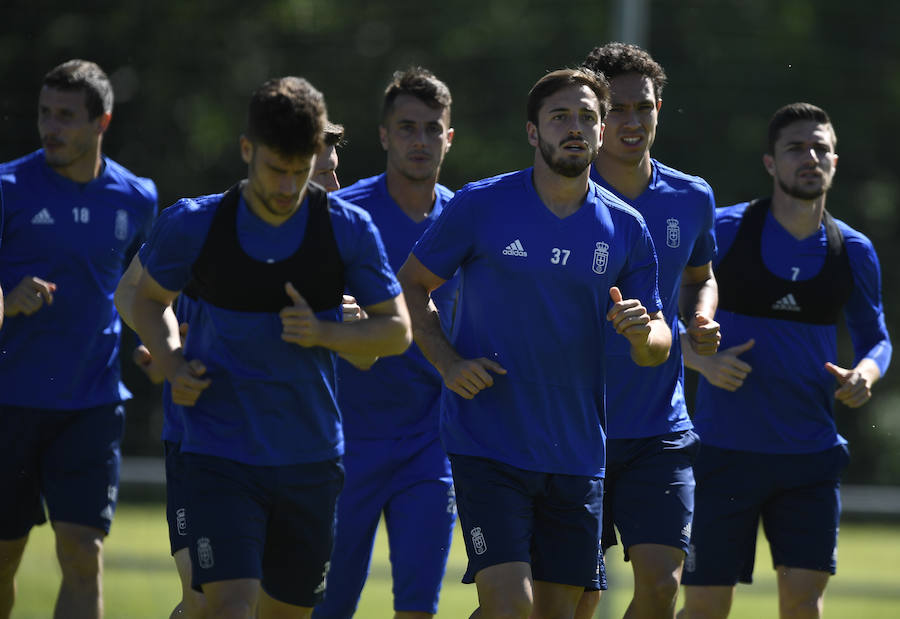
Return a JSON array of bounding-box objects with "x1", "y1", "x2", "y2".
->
[{"x1": 2, "y1": 0, "x2": 898, "y2": 483}]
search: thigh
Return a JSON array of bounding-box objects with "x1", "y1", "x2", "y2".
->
[
  {"x1": 449, "y1": 454, "x2": 535, "y2": 584},
  {"x1": 605, "y1": 431, "x2": 699, "y2": 558},
  {"x1": 532, "y1": 473, "x2": 603, "y2": 589},
  {"x1": 185, "y1": 453, "x2": 270, "y2": 592},
  {"x1": 384, "y1": 442, "x2": 456, "y2": 613},
  {"x1": 681, "y1": 445, "x2": 766, "y2": 587},
  {"x1": 262, "y1": 458, "x2": 344, "y2": 608},
  {"x1": 0, "y1": 405, "x2": 47, "y2": 538},
  {"x1": 763, "y1": 446, "x2": 848, "y2": 575},
  {"x1": 43, "y1": 403, "x2": 125, "y2": 534}
]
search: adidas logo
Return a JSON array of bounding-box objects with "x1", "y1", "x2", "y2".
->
[
  {"x1": 772, "y1": 293, "x2": 801, "y2": 312},
  {"x1": 31, "y1": 208, "x2": 55, "y2": 225},
  {"x1": 502, "y1": 239, "x2": 528, "y2": 257}
]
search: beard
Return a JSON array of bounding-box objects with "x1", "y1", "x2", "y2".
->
[
  {"x1": 538, "y1": 134, "x2": 596, "y2": 178},
  {"x1": 777, "y1": 172, "x2": 832, "y2": 200}
]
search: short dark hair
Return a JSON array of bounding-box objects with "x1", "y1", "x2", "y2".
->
[
  {"x1": 42, "y1": 59, "x2": 113, "y2": 120},
  {"x1": 381, "y1": 67, "x2": 452, "y2": 122},
  {"x1": 526, "y1": 68, "x2": 610, "y2": 124},
  {"x1": 323, "y1": 120, "x2": 346, "y2": 148},
  {"x1": 767, "y1": 102, "x2": 835, "y2": 154},
  {"x1": 582, "y1": 42, "x2": 667, "y2": 100},
  {"x1": 246, "y1": 77, "x2": 326, "y2": 158}
]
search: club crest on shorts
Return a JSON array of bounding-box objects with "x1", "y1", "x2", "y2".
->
[
  {"x1": 666, "y1": 217, "x2": 681, "y2": 248},
  {"x1": 592, "y1": 241, "x2": 609, "y2": 275},
  {"x1": 470, "y1": 526, "x2": 487, "y2": 555},
  {"x1": 176, "y1": 508, "x2": 187, "y2": 536},
  {"x1": 114, "y1": 209, "x2": 129, "y2": 241},
  {"x1": 197, "y1": 537, "x2": 215, "y2": 569}
]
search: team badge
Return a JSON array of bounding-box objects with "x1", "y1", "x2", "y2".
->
[
  {"x1": 114, "y1": 209, "x2": 129, "y2": 241},
  {"x1": 197, "y1": 537, "x2": 215, "y2": 569},
  {"x1": 471, "y1": 527, "x2": 487, "y2": 555},
  {"x1": 666, "y1": 218, "x2": 680, "y2": 248},
  {"x1": 592, "y1": 242, "x2": 609, "y2": 275}
]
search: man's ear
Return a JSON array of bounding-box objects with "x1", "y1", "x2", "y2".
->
[
  {"x1": 762, "y1": 153, "x2": 775, "y2": 177},
  {"x1": 240, "y1": 135, "x2": 253, "y2": 165},
  {"x1": 526, "y1": 121, "x2": 538, "y2": 147}
]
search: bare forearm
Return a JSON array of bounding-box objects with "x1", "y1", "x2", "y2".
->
[
  {"x1": 316, "y1": 313, "x2": 411, "y2": 357},
  {"x1": 630, "y1": 317, "x2": 672, "y2": 367},
  {"x1": 132, "y1": 297, "x2": 185, "y2": 380},
  {"x1": 680, "y1": 331, "x2": 703, "y2": 372},
  {"x1": 679, "y1": 276, "x2": 718, "y2": 321}
]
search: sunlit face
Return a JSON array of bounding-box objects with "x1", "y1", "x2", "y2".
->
[
  {"x1": 380, "y1": 94, "x2": 453, "y2": 182},
  {"x1": 599, "y1": 73, "x2": 660, "y2": 166},
  {"x1": 37, "y1": 86, "x2": 107, "y2": 170},
  {"x1": 527, "y1": 84, "x2": 603, "y2": 178},
  {"x1": 241, "y1": 138, "x2": 315, "y2": 222},
  {"x1": 765, "y1": 120, "x2": 838, "y2": 200},
  {"x1": 312, "y1": 143, "x2": 340, "y2": 192}
]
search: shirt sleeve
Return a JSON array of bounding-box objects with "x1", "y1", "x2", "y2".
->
[
  {"x1": 844, "y1": 232, "x2": 892, "y2": 375},
  {"x1": 140, "y1": 200, "x2": 213, "y2": 292},
  {"x1": 331, "y1": 200, "x2": 401, "y2": 307},
  {"x1": 617, "y1": 217, "x2": 663, "y2": 314},
  {"x1": 411, "y1": 186, "x2": 477, "y2": 281},
  {"x1": 688, "y1": 182, "x2": 718, "y2": 267}
]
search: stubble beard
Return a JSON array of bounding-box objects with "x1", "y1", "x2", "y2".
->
[{"x1": 538, "y1": 135, "x2": 595, "y2": 178}]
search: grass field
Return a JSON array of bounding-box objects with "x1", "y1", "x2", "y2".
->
[{"x1": 12, "y1": 501, "x2": 900, "y2": 618}]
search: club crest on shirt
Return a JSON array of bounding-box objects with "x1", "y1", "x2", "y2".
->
[
  {"x1": 592, "y1": 241, "x2": 609, "y2": 275},
  {"x1": 667, "y1": 218, "x2": 680, "y2": 248},
  {"x1": 114, "y1": 209, "x2": 129, "y2": 241}
]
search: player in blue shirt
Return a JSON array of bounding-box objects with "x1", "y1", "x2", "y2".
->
[
  {"x1": 575, "y1": 44, "x2": 720, "y2": 619},
  {"x1": 313, "y1": 67, "x2": 458, "y2": 619},
  {"x1": 399, "y1": 68, "x2": 671, "y2": 618},
  {"x1": 128, "y1": 77, "x2": 411, "y2": 619},
  {"x1": 679, "y1": 103, "x2": 892, "y2": 619},
  {"x1": 0, "y1": 59, "x2": 157, "y2": 618},
  {"x1": 115, "y1": 117, "x2": 352, "y2": 619}
]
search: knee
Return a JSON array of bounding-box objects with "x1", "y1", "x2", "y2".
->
[
  {"x1": 633, "y1": 564, "x2": 680, "y2": 606},
  {"x1": 479, "y1": 593, "x2": 532, "y2": 619},
  {"x1": 55, "y1": 532, "x2": 103, "y2": 581},
  {"x1": 779, "y1": 587, "x2": 825, "y2": 616},
  {"x1": 680, "y1": 586, "x2": 733, "y2": 619}
]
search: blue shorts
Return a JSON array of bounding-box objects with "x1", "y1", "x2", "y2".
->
[
  {"x1": 449, "y1": 454, "x2": 603, "y2": 589},
  {"x1": 0, "y1": 403, "x2": 124, "y2": 538},
  {"x1": 164, "y1": 441, "x2": 191, "y2": 555},
  {"x1": 602, "y1": 430, "x2": 699, "y2": 559},
  {"x1": 315, "y1": 431, "x2": 455, "y2": 618},
  {"x1": 682, "y1": 444, "x2": 849, "y2": 586},
  {"x1": 185, "y1": 452, "x2": 344, "y2": 607}
]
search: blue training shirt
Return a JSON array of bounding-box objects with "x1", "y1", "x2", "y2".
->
[
  {"x1": 591, "y1": 161, "x2": 717, "y2": 438},
  {"x1": 692, "y1": 202, "x2": 891, "y2": 454},
  {"x1": 0, "y1": 150, "x2": 158, "y2": 409},
  {"x1": 140, "y1": 188, "x2": 401, "y2": 466},
  {"x1": 335, "y1": 173, "x2": 458, "y2": 440},
  {"x1": 412, "y1": 168, "x2": 662, "y2": 477}
]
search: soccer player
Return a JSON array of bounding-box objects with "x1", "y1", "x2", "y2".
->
[
  {"x1": 678, "y1": 103, "x2": 892, "y2": 619},
  {"x1": 0, "y1": 59, "x2": 158, "y2": 618},
  {"x1": 575, "y1": 43, "x2": 719, "y2": 619},
  {"x1": 128, "y1": 76, "x2": 411, "y2": 619},
  {"x1": 115, "y1": 116, "x2": 351, "y2": 619},
  {"x1": 398, "y1": 67, "x2": 671, "y2": 619},
  {"x1": 313, "y1": 67, "x2": 458, "y2": 619}
]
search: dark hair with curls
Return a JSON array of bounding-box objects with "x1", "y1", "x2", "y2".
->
[
  {"x1": 582, "y1": 42, "x2": 667, "y2": 100},
  {"x1": 246, "y1": 76, "x2": 326, "y2": 157}
]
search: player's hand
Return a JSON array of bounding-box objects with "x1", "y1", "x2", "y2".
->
[
  {"x1": 696, "y1": 339, "x2": 755, "y2": 391},
  {"x1": 280, "y1": 282, "x2": 321, "y2": 347},
  {"x1": 606, "y1": 287, "x2": 651, "y2": 345},
  {"x1": 825, "y1": 362, "x2": 872, "y2": 408},
  {"x1": 4, "y1": 276, "x2": 57, "y2": 317},
  {"x1": 439, "y1": 357, "x2": 507, "y2": 400},
  {"x1": 341, "y1": 294, "x2": 368, "y2": 323},
  {"x1": 170, "y1": 358, "x2": 211, "y2": 406},
  {"x1": 132, "y1": 323, "x2": 188, "y2": 384},
  {"x1": 686, "y1": 312, "x2": 721, "y2": 356}
]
